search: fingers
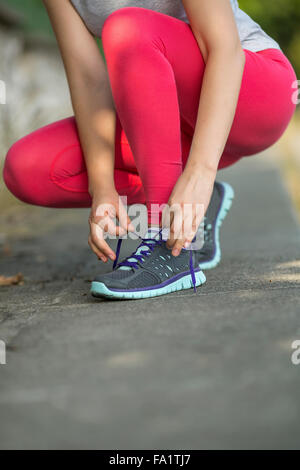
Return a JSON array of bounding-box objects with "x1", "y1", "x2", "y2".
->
[
  {"x1": 171, "y1": 238, "x2": 185, "y2": 257},
  {"x1": 183, "y1": 203, "x2": 204, "y2": 250},
  {"x1": 94, "y1": 200, "x2": 134, "y2": 236},
  {"x1": 89, "y1": 221, "x2": 116, "y2": 262},
  {"x1": 88, "y1": 194, "x2": 136, "y2": 262},
  {"x1": 101, "y1": 216, "x2": 125, "y2": 238},
  {"x1": 91, "y1": 203, "x2": 123, "y2": 237},
  {"x1": 88, "y1": 235, "x2": 108, "y2": 263},
  {"x1": 118, "y1": 200, "x2": 135, "y2": 233},
  {"x1": 161, "y1": 203, "x2": 171, "y2": 232},
  {"x1": 165, "y1": 204, "x2": 183, "y2": 255},
  {"x1": 165, "y1": 203, "x2": 203, "y2": 256},
  {"x1": 182, "y1": 212, "x2": 199, "y2": 249}
]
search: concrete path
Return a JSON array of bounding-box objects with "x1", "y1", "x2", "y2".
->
[{"x1": 0, "y1": 152, "x2": 299, "y2": 449}]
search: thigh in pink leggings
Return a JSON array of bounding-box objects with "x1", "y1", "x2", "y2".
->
[{"x1": 3, "y1": 7, "x2": 297, "y2": 216}]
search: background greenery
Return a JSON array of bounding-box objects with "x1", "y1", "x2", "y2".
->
[
  {"x1": 240, "y1": 0, "x2": 300, "y2": 73},
  {"x1": 1, "y1": 0, "x2": 299, "y2": 75}
]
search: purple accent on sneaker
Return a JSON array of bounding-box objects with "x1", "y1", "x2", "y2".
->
[
  {"x1": 113, "y1": 237, "x2": 123, "y2": 270},
  {"x1": 106, "y1": 267, "x2": 202, "y2": 293},
  {"x1": 189, "y1": 249, "x2": 197, "y2": 293}
]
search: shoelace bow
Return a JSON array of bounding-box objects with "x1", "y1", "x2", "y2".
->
[{"x1": 112, "y1": 229, "x2": 197, "y2": 293}]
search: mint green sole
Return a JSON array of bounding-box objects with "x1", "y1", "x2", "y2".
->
[{"x1": 91, "y1": 269, "x2": 206, "y2": 300}]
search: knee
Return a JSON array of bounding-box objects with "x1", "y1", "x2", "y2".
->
[
  {"x1": 101, "y1": 7, "x2": 147, "y2": 53},
  {"x1": 3, "y1": 137, "x2": 40, "y2": 205}
]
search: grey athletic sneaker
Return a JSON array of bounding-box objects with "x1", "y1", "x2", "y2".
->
[
  {"x1": 198, "y1": 181, "x2": 234, "y2": 269},
  {"x1": 91, "y1": 230, "x2": 206, "y2": 300}
]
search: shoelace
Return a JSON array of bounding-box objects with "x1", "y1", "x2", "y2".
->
[
  {"x1": 112, "y1": 229, "x2": 197, "y2": 293},
  {"x1": 113, "y1": 234, "x2": 163, "y2": 270}
]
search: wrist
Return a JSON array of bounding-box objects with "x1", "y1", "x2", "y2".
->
[
  {"x1": 86, "y1": 161, "x2": 115, "y2": 198},
  {"x1": 88, "y1": 177, "x2": 116, "y2": 198},
  {"x1": 183, "y1": 159, "x2": 217, "y2": 180}
]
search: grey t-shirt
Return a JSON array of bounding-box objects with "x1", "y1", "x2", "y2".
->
[{"x1": 70, "y1": 0, "x2": 281, "y2": 52}]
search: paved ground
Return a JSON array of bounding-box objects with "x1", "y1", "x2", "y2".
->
[{"x1": 0, "y1": 152, "x2": 299, "y2": 449}]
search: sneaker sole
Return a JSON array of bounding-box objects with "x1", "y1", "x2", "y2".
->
[
  {"x1": 91, "y1": 269, "x2": 206, "y2": 300},
  {"x1": 200, "y1": 181, "x2": 234, "y2": 270}
]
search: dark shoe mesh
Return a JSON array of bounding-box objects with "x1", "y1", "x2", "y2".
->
[{"x1": 127, "y1": 271, "x2": 160, "y2": 288}]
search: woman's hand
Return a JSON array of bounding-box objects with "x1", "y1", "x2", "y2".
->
[
  {"x1": 88, "y1": 185, "x2": 134, "y2": 263},
  {"x1": 162, "y1": 165, "x2": 216, "y2": 256}
]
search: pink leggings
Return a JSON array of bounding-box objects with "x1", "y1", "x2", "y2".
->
[{"x1": 3, "y1": 7, "x2": 297, "y2": 221}]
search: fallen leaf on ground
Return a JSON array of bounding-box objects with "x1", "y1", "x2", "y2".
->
[
  {"x1": 0, "y1": 273, "x2": 24, "y2": 286},
  {"x1": 2, "y1": 243, "x2": 12, "y2": 256}
]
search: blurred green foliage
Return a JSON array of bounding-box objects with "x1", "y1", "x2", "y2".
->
[
  {"x1": 1, "y1": 0, "x2": 299, "y2": 74},
  {"x1": 239, "y1": 0, "x2": 300, "y2": 74},
  {"x1": 0, "y1": 0, "x2": 53, "y2": 37}
]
